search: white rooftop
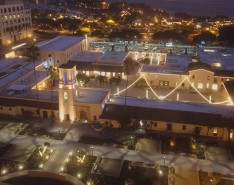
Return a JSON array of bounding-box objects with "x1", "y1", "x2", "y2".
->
[
  {"x1": 75, "y1": 88, "x2": 109, "y2": 104},
  {"x1": 97, "y1": 51, "x2": 128, "y2": 65},
  {"x1": 166, "y1": 55, "x2": 192, "y2": 67},
  {"x1": 198, "y1": 48, "x2": 234, "y2": 70},
  {"x1": 109, "y1": 96, "x2": 234, "y2": 118},
  {"x1": 71, "y1": 51, "x2": 103, "y2": 63},
  {"x1": 37, "y1": 36, "x2": 85, "y2": 51}
]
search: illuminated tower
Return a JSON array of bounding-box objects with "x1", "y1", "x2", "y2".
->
[{"x1": 58, "y1": 64, "x2": 77, "y2": 122}]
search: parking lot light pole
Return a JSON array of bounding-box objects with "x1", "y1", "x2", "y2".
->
[
  {"x1": 91, "y1": 147, "x2": 94, "y2": 156},
  {"x1": 163, "y1": 156, "x2": 166, "y2": 167}
]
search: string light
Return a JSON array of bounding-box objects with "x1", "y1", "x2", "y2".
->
[{"x1": 112, "y1": 74, "x2": 232, "y2": 105}]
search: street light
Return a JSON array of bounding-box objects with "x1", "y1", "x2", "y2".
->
[
  {"x1": 58, "y1": 127, "x2": 61, "y2": 135},
  {"x1": 91, "y1": 147, "x2": 94, "y2": 156},
  {"x1": 163, "y1": 156, "x2": 166, "y2": 167}
]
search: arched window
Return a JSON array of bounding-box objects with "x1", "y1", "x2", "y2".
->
[{"x1": 64, "y1": 92, "x2": 68, "y2": 100}]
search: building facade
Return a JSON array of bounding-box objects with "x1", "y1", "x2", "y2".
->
[{"x1": 0, "y1": 0, "x2": 32, "y2": 45}]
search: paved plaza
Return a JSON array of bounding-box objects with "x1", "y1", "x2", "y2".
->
[{"x1": 0, "y1": 121, "x2": 234, "y2": 185}]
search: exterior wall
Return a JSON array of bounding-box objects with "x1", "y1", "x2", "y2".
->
[
  {"x1": 141, "y1": 69, "x2": 234, "y2": 94},
  {"x1": 143, "y1": 73, "x2": 189, "y2": 89},
  {"x1": 130, "y1": 52, "x2": 167, "y2": 65},
  {"x1": 58, "y1": 66, "x2": 77, "y2": 122},
  {"x1": 0, "y1": 2, "x2": 32, "y2": 45},
  {"x1": 40, "y1": 38, "x2": 88, "y2": 67},
  {"x1": 100, "y1": 118, "x2": 233, "y2": 141},
  {"x1": 0, "y1": 105, "x2": 59, "y2": 119},
  {"x1": 189, "y1": 69, "x2": 214, "y2": 92},
  {"x1": 0, "y1": 106, "x2": 16, "y2": 116}
]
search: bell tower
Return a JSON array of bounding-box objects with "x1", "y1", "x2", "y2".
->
[{"x1": 58, "y1": 64, "x2": 77, "y2": 122}]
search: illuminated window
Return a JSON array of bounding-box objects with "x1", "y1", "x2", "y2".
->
[
  {"x1": 206, "y1": 83, "x2": 210, "y2": 89},
  {"x1": 230, "y1": 133, "x2": 233, "y2": 139},
  {"x1": 212, "y1": 84, "x2": 218, "y2": 91},
  {"x1": 213, "y1": 128, "x2": 217, "y2": 136},
  {"x1": 64, "y1": 92, "x2": 68, "y2": 100},
  {"x1": 197, "y1": 83, "x2": 203, "y2": 89}
]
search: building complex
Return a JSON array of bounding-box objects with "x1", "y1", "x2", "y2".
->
[{"x1": 0, "y1": 36, "x2": 234, "y2": 142}]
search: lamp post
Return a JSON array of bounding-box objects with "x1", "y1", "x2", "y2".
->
[
  {"x1": 58, "y1": 127, "x2": 61, "y2": 135},
  {"x1": 130, "y1": 136, "x2": 133, "y2": 147},
  {"x1": 163, "y1": 156, "x2": 166, "y2": 167},
  {"x1": 91, "y1": 147, "x2": 94, "y2": 156}
]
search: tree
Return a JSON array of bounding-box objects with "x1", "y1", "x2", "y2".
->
[
  {"x1": 141, "y1": 58, "x2": 150, "y2": 65},
  {"x1": 76, "y1": 73, "x2": 90, "y2": 86},
  {"x1": 95, "y1": 75, "x2": 108, "y2": 87},
  {"x1": 122, "y1": 57, "x2": 135, "y2": 128},
  {"x1": 218, "y1": 25, "x2": 234, "y2": 46},
  {"x1": 26, "y1": 45, "x2": 41, "y2": 119},
  {"x1": 48, "y1": 66, "x2": 58, "y2": 121},
  {"x1": 193, "y1": 31, "x2": 216, "y2": 44},
  {"x1": 109, "y1": 77, "x2": 121, "y2": 86},
  {"x1": 91, "y1": 30, "x2": 104, "y2": 38},
  {"x1": 153, "y1": 30, "x2": 183, "y2": 41}
]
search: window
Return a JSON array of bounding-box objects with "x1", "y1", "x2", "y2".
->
[
  {"x1": 0, "y1": 107, "x2": 2, "y2": 110},
  {"x1": 213, "y1": 128, "x2": 218, "y2": 136},
  {"x1": 207, "y1": 76, "x2": 210, "y2": 80},
  {"x1": 182, "y1": 125, "x2": 186, "y2": 130},
  {"x1": 198, "y1": 83, "x2": 203, "y2": 89},
  {"x1": 167, "y1": 123, "x2": 172, "y2": 131},
  {"x1": 230, "y1": 133, "x2": 233, "y2": 139},
  {"x1": 192, "y1": 75, "x2": 195, "y2": 79},
  {"x1": 213, "y1": 78, "x2": 217, "y2": 83},
  {"x1": 9, "y1": 108, "x2": 12, "y2": 111},
  {"x1": 64, "y1": 92, "x2": 68, "y2": 100},
  {"x1": 57, "y1": 60, "x2": 59, "y2": 63},
  {"x1": 48, "y1": 54, "x2": 52, "y2": 57},
  {"x1": 159, "y1": 81, "x2": 169, "y2": 87},
  {"x1": 212, "y1": 84, "x2": 218, "y2": 91},
  {"x1": 206, "y1": 83, "x2": 210, "y2": 89}
]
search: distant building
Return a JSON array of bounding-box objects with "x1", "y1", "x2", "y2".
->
[
  {"x1": 38, "y1": 35, "x2": 88, "y2": 67},
  {"x1": 0, "y1": 0, "x2": 32, "y2": 45}
]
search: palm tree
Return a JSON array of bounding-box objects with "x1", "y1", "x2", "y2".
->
[
  {"x1": 122, "y1": 57, "x2": 135, "y2": 128},
  {"x1": 95, "y1": 75, "x2": 108, "y2": 87},
  {"x1": 26, "y1": 45, "x2": 40, "y2": 119},
  {"x1": 48, "y1": 66, "x2": 58, "y2": 121}
]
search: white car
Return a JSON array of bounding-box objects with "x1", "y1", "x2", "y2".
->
[{"x1": 166, "y1": 42, "x2": 173, "y2": 47}]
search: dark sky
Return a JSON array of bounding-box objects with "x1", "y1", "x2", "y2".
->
[{"x1": 107, "y1": 0, "x2": 234, "y2": 17}]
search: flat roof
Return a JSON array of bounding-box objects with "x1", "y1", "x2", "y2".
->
[
  {"x1": 166, "y1": 55, "x2": 192, "y2": 67},
  {"x1": 198, "y1": 48, "x2": 234, "y2": 71},
  {"x1": 0, "y1": 57, "x2": 43, "y2": 90},
  {"x1": 37, "y1": 36, "x2": 85, "y2": 51},
  {"x1": 75, "y1": 88, "x2": 109, "y2": 104},
  {"x1": 71, "y1": 51, "x2": 103, "y2": 63},
  {"x1": 108, "y1": 96, "x2": 234, "y2": 118},
  {"x1": 140, "y1": 65, "x2": 187, "y2": 75},
  {"x1": 97, "y1": 51, "x2": 128, "y2": 65}
]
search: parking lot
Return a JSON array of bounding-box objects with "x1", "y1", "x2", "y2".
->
[{"x1": 89, "y1": 41, "x2": 198, "y2": 55}]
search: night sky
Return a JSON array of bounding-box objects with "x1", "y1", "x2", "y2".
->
[{"x1": 107, "y1": 0, "x2": 234, "y2": 17}]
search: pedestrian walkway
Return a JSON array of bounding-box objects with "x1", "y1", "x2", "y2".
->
[{"x1": 1, "y1": 123, "x2": 234, "y2": 183}]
